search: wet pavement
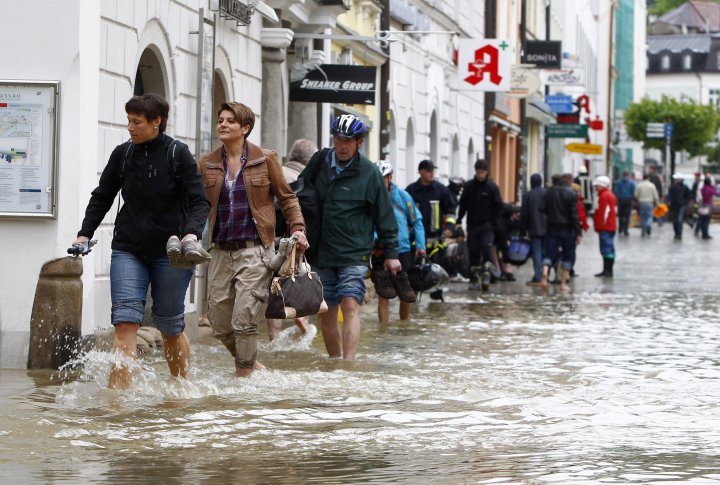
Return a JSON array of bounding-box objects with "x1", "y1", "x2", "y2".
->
[{"x1": 1, "y1": 223, "x2": 720, "y2": 484}]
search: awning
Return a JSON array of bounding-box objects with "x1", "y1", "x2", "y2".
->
[{"x1": 526, "y1": 93, "x2": 555, "y2": 125}]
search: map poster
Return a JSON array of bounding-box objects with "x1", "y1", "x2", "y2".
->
[{"x1": 0, "y1": 81, "x2": 59, "y2": 218}]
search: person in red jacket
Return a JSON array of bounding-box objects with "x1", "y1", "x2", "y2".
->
[{"x1": 592, "y1": 175, "x2": 617, "y2": 278}]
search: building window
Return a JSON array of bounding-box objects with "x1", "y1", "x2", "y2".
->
[
  {"x1": 683, "y1": 54, "x2": 692, "y2": 70},
  {"x1": 710, "y1": 89, "x2": 720, "y2": 107},
  {"x1": 661, "y1": 55, "x2": 670, "y2": 70}
]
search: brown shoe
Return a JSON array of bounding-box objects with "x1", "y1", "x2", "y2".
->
[
  {"x1": 391, "y1": 271, "x2": 417, "y2": 303},
  {"x1": 371, "y1": 270, "x2": 397, "y2": 299}
]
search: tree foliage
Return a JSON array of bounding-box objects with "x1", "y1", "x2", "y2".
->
[
  {"x1": 648, "y1": 0, "x2": 720, "y2": 16},
  {"x1": 624, "y1": 96, "x2": 720, "y2": 157}
]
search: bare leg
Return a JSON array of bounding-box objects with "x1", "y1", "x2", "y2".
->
[
  {"x1": 236, "y1": 362, "x2": 265, "y2": 378},
  {"x1": 340, "y1": 297, "x2": 361, "y2": 361},
  {"x1": 378, "y1": 297, "x2": 390, "y2": 323},
  {"x1": 559, "y1": 268, "x2": 571, "y2": 293},
  {"x1": 266, "y1": 318, "x2": 282, "y2": 342},
  {"x1": 294, "y1": 317, "x2": 308, "y2": 334},
  {"x1": 399, "y1": 301, "x2": 410, "y2": 320},
  {"x1": 320, "y1": 306, "x2": 342, "y2": 358},
  {"x1": 108, "y1": 323, "x2": 141, "y2": 389},
  {"x1": 162, "y1": 332, "x2": 191, "y2": 379},
  {"x1": 540, "y1": 265, "x2": 550, "y2": 289}
]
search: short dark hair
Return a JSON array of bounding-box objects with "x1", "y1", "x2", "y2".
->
[
  {"x1": 218, "y1": 102, "x2": 256, "y2": 139},
  {"x1": 474, "y1": 159, "x2": 488, "y2": 171},
  {"x1": 125, "y1": 94, "x2": 169, "y2": 133},
  {"x1": 551, "y1": 174, "x2": 563, "y2": 185}
]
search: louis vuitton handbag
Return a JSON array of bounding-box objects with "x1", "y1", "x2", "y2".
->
[{"x1": 265, "y1": 244, "x2": 328, "y2": 319}]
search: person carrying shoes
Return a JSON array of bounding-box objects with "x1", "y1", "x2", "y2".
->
[
  {"x1": 198, "y1": 102, "x2": 307, "y2": 377},
  {"x1": 72, "y1": 94, "x2": 210, "y2": 389},
  {"x1": 372, "y1": 160, "x2": 423, "y2": 323},
  {"x1": 299, "y1": 114, "x2": 401, "y2": 360}
]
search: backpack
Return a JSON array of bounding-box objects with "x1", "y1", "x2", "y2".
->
[
  {"x1": 118, "y1": 139, "x2": 183, "y2": 183},
  {"x1": 275, "y1": 148, "x2": 328, "y2": 264},
  {"x1": 507, "y1": 235, "x2": 531, "y2": 266}
]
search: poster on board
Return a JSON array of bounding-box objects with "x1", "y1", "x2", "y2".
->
[{"x1": 0, "y1": 81, "x2": 59, "y2": 218}]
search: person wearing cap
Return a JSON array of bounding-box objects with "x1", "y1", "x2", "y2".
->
[
  {"x1": 299, "y1": 114, "x2": 401, "y2": 360},
  {"x1": 405, "y1": 159, "x2": 456, "y2": 299},
  {"x1": 667, "y1": 173, "x2": 692, "y2": 240},
  {"x1": 592, "y1": 175, "x2": 617, "y2": 278},
  {"x1": 573, "y1": 164, "x2": 593, "y2": 215}
]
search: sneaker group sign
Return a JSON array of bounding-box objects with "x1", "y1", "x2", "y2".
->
[{"x1": 457, "y1": 39, "x2": 511, "y2": 91}]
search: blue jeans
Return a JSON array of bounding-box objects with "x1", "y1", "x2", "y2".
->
[
  {"x1": 598, "y1": 231, "x2": 616, "y2": 259},
  {"x1": 638, "y1": 202, "x2": 653, "y2": 235},
  {"x1": 316, "y1": 266, "x2": 368, "y2": 307},
  {"x1": 110, "y1": 250, "x2": 193, "y2": 336},
  {"x1": 542, "y1": 228, "x2": 576, "y2": 271},
  {"x1": 531, "y1": 236, "x2": 544, "y2": 282}
]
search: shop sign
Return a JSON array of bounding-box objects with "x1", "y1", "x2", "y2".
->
[
  {"x1": 545, "y1": 94, "x2": 573, "y2": 113},
  {"x1": 506, "y1": 66, "x2": 540, "y2": 99},
  {"x1": 290, "y1": 64, "x2": 376, "y2": 104},
  {"x1": 522, "y1": 41, "x2": 562, "y2": 68},
  {"x1": 540, "y1": 68, "x2": 584, "y2": 86},
  {"x1": 218, "y1": 0, "x2": 252, "y2": 25},
  {"x1": 457, "y1": 39, "x2": 512, "y2": 91},
  {"x1": 557, "y1": 113, "x2": 580, "y2": 124},
  {"x1": 546, "y1": 124, "x2": 588, "y2": 138}
]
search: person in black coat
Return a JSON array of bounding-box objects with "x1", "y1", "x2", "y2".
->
[
  {"x1": 520, "y1": 173, "x2": 547, "y2": 285},
  {"x1": 73, "y1": 94, "x2": 210, "y2": 389},
  {"x1": 457, "y1": 159, "x2": 503, "y2": 291},
  {"x1": 667, "y1": 174, "x2": 692, "y2": 240}
]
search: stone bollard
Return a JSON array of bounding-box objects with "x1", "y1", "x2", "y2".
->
[{"x1": 27, "y1": 256, "x2": 84, "y2": 369}]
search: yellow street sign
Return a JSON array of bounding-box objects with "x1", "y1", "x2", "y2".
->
[{"x1": 565, "y1": 143, "x2": 602, "y2": 155}]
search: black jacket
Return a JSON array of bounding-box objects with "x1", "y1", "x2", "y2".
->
[
  {"x1": 405, "y1": 179, "x2": 456, "y2": 239},
  {"x1": 521, "y1": 176, "x2": 547, "y2": 237},
  {"x1": 457, "y1": 176, "x2": 503, "y2": 227},
  {"x1": 78, "y1": 133, "x2": 210, "y2": 259},
  {"x1": 667, "y1": 182, "x2": 691, "y2": 211},
  {"x1": 541, "y1": 184, "x2": 581, "y2": 235}
]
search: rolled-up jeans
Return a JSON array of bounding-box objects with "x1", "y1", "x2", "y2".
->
[
  {"x1": 542, "y1": 228, "x2": 576, "y2": 271},
  {"x1": 638, "y1": 202, "x2": 653, "y2": 235},
  {"x1": 207, "y1": 243, "x2": 273, "y2": 369}
]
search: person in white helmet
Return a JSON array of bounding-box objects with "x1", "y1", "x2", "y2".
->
[
  {"x1": 373, "y1": 160, "x2": 424, "y2": 322},
  {"x1": 592, "y1": 175, "x2": 617, "y2": 277}
]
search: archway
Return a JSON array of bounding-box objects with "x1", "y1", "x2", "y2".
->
[
  {"x1": 211, "y1": 70, "x2": 229, "y2": 150},
  {"x1": 467, "y1": 138, "x2": 475, "y2": 178},
  {"x1": 429, "y1": 110, "x2": 438, "y2": 164},
  {"x1": 451, "y1": 134, "x2": 460, "y2": 178},
  {"x1": 134, "y1": 47, "x2": 167, "y2": 98},
  {"x1": 405, "y1": 118, "x2": 415, "y2": 186}
]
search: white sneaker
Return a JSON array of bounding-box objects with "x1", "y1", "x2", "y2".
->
[{"x1": 450, "y1": 275, "x2": 469, "y2": 283}]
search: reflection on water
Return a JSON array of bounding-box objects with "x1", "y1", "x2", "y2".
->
[{"x1": 1, "y1": 291, "x2": 720, "y2": 484}]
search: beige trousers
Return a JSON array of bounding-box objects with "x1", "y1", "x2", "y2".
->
[{"x1": 207, "y1": 243, "x2": 272, "y2": 369}]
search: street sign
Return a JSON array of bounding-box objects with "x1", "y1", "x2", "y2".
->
[
  {"x1": 664, "y1": 123, "x2": 673, "y2": 139},
  {"x1": 546, "y1": 123, "x2": 588, "y2": 138},
  {"x1": 565, "y1": 143, "x2": 603, "y2": 155},
  {"x1": 545, "y1": 94, "x2": 574, "y2": 113},
  {"x1": 646, "y1": 122, "x2": 665, "y2": 138}
]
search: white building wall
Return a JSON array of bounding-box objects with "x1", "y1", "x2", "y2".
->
[
  {"x1": 389, "y1": 0, "x2": 485, "y2": 188},
  {"x1": 0, "y1": 0, "x2": 265, "y2": 368}
]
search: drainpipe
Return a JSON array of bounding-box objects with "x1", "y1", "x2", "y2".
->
[{"x1": 606, "y1": 1, "x2": 617, "y2": 178}]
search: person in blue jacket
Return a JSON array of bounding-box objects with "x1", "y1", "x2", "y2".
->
[
  {"x1": 375, "y1": 160, "x2": 425, "y2": 322},
  {"x1": 613, "y1": 171, "x2": 636, "y2": 236}
]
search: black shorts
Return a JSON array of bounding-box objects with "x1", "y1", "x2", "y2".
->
[{"x1": 398, "y1": 251, "x2": 413, "y2": 272}]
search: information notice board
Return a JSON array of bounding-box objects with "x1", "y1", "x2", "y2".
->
[{"x1": 0, "y1": 81, "x2": 59, "y2": 218}]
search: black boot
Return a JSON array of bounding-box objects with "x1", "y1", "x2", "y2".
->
[{"x1": 594, "y1": 258, "x2": 613, "y2": 278}]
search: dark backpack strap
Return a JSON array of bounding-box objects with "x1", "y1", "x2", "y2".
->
[
  {"x1": 309, "y1": 148, "x2": 329, "y2": 184},
  {"x1": 119, "y1": 140, "x2": 133, "y2": 182},
  {"x1": 166, "y1": 139, "x2": 182, "y2": 181}
]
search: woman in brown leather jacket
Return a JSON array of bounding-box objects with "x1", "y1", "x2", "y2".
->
[{"x1": 198, "y1": 102, "x2": 307, "y2": 377}]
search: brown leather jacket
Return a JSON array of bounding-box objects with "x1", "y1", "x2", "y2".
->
[{"x1": 198, "y1": 141, "x2": 305, "y2": 248}]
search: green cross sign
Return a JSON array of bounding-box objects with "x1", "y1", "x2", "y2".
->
[{"x1": 499, "y1": 41, "x2": 509, "y2": 50}]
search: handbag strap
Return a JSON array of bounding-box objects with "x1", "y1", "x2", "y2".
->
[{"x1": 288, "y1": 243, "x2": 297, "y2": 277}]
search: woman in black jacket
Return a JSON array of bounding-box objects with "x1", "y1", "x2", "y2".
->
[{"x1": 72, "y1": 94, "x2": 210, "y2": 389}]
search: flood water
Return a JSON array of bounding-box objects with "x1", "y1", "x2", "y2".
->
[{"x1": 1, "y1": 229, "x2": 720, "y2": 484}]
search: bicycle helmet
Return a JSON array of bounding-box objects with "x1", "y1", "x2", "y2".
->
[
  {"x1": 376, "y1": 160, "x2": 393, "y2": 177},
  {"x1": 331, "y1": 114, "x2": 366, "y2": 139}
]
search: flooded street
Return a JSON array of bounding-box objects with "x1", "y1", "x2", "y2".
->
[{"x1": 2, "y1": 227, "x2": 720, "y2": 484}]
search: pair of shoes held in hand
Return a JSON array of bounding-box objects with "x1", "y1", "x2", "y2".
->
[
  {"x1": 167, "y1": 235, "x2": 211, "y2": 268},
  {"x1": 371, "y1": 270, "x2": 417, "y2": 303}
]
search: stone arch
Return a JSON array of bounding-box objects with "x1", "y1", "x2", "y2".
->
[
  {"x1": 467, "y1": 138, "x2": 475, "y2": 179},
  {"x1": 451, "y1": 133, "x2": 460, "y2": 178},
  {"x1": 405, "y1": 117, "x2": 416, "y2": 185},
  {"x1": 135, "y1": 19, "x2": 176, "y2": 132}
]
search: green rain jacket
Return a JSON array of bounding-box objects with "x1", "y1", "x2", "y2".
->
[{"x1": 300, "y1": 148, "x2": 399, "y2": 268}]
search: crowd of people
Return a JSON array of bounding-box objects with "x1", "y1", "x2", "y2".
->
[{"x1": 71, "y1": 94, "x2": 718, "y2": 388}]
